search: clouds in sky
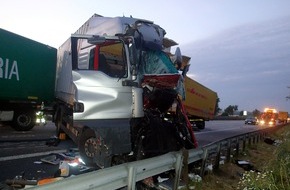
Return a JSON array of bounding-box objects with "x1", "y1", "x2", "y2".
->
[
  {"x1": 1, "y1": 1, "x2": 290, "y2": 113},
  {"x1": 182, "y1": 16, "x2": 290, "y2": 112}
]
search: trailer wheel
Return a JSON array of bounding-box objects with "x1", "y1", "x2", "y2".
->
[
  {"x1": 78, "y1": 129, "x2": 97, "y2": 166},
  {"x1": 197, "y1": 121, "x2": 205, "y2": 129},
  {"x1": 12, "y1": 111, "x2": 36, "y2": 131}
]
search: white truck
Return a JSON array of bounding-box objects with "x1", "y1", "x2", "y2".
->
[
  {"x1": 54, "y1": 14, "x2": 197, "y2": 167},
  {"x1": 1, "y1": 14, "x2": 198, "y2": 168}
]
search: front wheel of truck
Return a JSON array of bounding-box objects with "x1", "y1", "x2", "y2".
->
[
  {"x1": 11, "y1": 111, "x2": 36, "y2": 131},
  {"x1": 79, "y1": 129, "x2": 97, "y2": 167}
]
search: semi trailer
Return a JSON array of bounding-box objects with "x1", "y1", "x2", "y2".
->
[
  {"x1": 183, "y1": 76, "x2": 217, "y2": 129},
  {"x1": 0, "y1": 28, "x2": 56, "y2": 131},
  {"x1": 278, "y1": 111, "x2": 288, "y2": 124}
]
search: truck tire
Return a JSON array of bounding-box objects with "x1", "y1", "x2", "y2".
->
[
  {"x1": 55, "y1": 107, "x2": 64, "y2": 137},
  {"x1": 78, "y1": 128, "x2": 97, "y2": 167},
  {"x1": 197, "y1": 121, "x2": 205, "y2": 129},
  {"x1": 11, "y1": 111, "x2": 36, "y2": 131}
]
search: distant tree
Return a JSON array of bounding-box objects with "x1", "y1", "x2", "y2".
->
[
  {"x1": 239, "y1": 111, "x2": 244, "y2": 116},
  {"x1": 252, "y1": 109, "x2": 261, "y2": 117},
  {"x1": 223, "y1": 105, "x2": 238, "y2": 116},
  {"x1": 221, "y1": 112, "x2": 229, "y2": 116},
  {"x1": 214, "y1": 98, "x2": 222, "y2": 115}
]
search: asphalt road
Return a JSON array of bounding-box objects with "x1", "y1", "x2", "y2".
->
[
  {"x1": 0, "y1": 122, "x2": 77, "y2": 184},
  {"x1": 194, "y1": 120, "x2": 266, "y2": 146},
  {"x1": 0, "y1": 120, "x2": 265, "y2": 185}
]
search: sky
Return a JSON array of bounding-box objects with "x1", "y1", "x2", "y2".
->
[
  {"x1": 183, "y1": 16, "x2": 290, "y2": 113},
  {"x1": 1, "y1": 0, "x2": 290, "y2": 113}
]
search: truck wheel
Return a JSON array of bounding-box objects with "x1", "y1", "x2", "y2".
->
[
  {"x1": 78, "y1": 129, "x2": 97, "y2": 166},
  {"x1": 55, "y1": 108, "x2": 64, "y2": 137},
  {"x1": 12, "y1": 111, "x2": 36, "y2": 131},
  {"x1": 197, "y1": 121, "x2": 205, "y2": 129}
]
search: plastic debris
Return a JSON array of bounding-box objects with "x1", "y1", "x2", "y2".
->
[
  {"x1": 41, "y1": 154, "x2": 61, "y2": 165},
  {"x1": 264, "y1": 137, "x2": 282, "y2": 146},
  {"x1": 235, "y1": 159, "x2": 260, "y2": 172},
  {"x1": 59, "y1": 161, "x2": 70, "y2": 177},
  {"x1": 188, "y1": 173, "x2": 202, "y2": 182},
  {"x1": 206, "y1": 164, "x2": 213, "y2": 171},
  {"x1": 264, "y1": 137, "x2": 275, "y2": 145},
  {"x1": 157, "y1": 176, "x2": 169, "y2": 183},
  {"x1": 45, "y1": 136, "x2": 60, "y2": 146},
  {"x1": 37, "y1": 177, "x2": 64, "y2": 185}
]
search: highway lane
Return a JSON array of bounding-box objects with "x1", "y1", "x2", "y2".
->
[
  {"x1": 0, "y1": 122, "x2": 76, "y2": 158},
  {"x1": 194, "y1": 120, "x2": 269, "y2": 146},
  {"x1": 0, "y1": 122, "x2": 77, "y2": 183},
  {"x1": 0, "y1": 119, "x2": 268, "y2": 184}
]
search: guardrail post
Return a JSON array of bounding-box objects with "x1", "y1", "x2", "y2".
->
[
  {"x1": 127, "y1": 166, "x2": 137, "y2": 190},
  {"x1": 248, "y1": 134, "x2": 252, "y2": 146},
  {"x1": 235, "y1": 137, "x2": 239, "y2": 157},
  {"x1": 213, "y1": 143, "x2": 221, "y2": 171},
  {"x1": 253, "y1": 134, "x2": 257, "y2": 144},
  {"x1": 242, "y1": 135, "x2": 246, "y2": 152},
  {"x1": 180, "y1": 149, "x2": 189, "y2": 186},
  {"x1": 226, "y1": 139, "x2": 231, "y2": 163},
  {"x1": 260, "y1": 132, "x2": 264, "y2": 141},
  {"x1": 174, "y1": 152, "x2": 184, "y2": 190},
  {"x1": 200, "y1": 148, "x2": 208, "y2": 177}
]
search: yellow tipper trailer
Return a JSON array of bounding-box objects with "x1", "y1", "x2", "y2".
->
[{"x1": 183, "y1": 76, "x2": 217, "y2": 129}]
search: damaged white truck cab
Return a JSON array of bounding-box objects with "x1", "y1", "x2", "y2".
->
[{"x1": 55, "y1": 15, "x2": 196, "y2": 167}]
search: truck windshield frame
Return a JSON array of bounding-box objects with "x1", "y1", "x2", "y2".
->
[
  {"x1": 71, "y1": 36, "x2": 128, "y2": 78},
  {"x1": 72, "y1": 37, "x2": 128, "y2": 78}
]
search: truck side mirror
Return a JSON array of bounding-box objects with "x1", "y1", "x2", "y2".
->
[
  {"x1": 73, "y1": 102, "x2": 84, "y2": 113},
  {"x1": 127, "y1": 38, "x2": 138, "y2": 80}
]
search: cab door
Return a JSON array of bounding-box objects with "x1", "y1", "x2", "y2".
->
[{"x1": 73, "y1": 38, "x2": 133, "y2": 120}]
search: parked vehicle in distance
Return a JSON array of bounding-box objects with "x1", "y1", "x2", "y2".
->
[
  {"x1": 259, "y1": 108, "x2": 277, "y2": 126},
  {"x1": 245, "y1": 117, "x2": 258, "y2": 125},
  {"x1": 278, "y1": 111, "x2": 288, "y2": 124}
]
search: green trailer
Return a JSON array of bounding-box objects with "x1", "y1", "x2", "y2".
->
[{"x1": 0, "y1": 28, "x2": 57, "y2": 131}]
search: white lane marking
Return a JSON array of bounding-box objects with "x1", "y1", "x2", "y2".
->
[
  {"x1": 0, "y1": 149, "x2": 66, "y2": 162},
  {"x1": 196, "y1": 127, "x2": 244, "y2": 134}
]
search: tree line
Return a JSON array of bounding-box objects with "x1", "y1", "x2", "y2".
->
[{"x1": 214, "y1": 98, "x2": 261, "y2": 117}]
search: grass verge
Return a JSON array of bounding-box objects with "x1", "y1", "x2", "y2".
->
[{"x1": 186, "y1": 124, "x2": 290, "y2": 190}]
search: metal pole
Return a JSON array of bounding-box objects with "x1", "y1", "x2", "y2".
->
[
  {"x1": 242, "y1": 135, "x2": 246, "y2": 152},
  {"x1": 226, "y1": 139, "x2": 231, "y2": 162},
  {"x1": 235, "y1": 137, "x2": 239, "y2": 157},
  {"x1": 200, "y1": 148, "x2": 208, "y2": 177},
  {"x1": 127, "y1": 166, "x2": 136, "y2": 190},
  {"x1": 173, "y1": 153, "x2": 184, "y2": 190},
  {"x1": 213, "y1": 143, "x2": 221, "y2": 171}
]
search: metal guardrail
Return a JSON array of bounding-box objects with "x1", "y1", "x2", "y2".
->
[{"x1": 29, "y1": 125, "x2": 284, "y2": 190}]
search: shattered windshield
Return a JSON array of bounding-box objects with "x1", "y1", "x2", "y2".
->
[
  {"x1": 139, "y1": 50, "x2": 185, "y2": 99},
  {"x1": 139, "y1": 50, "x2": 178, "y2": 75}
]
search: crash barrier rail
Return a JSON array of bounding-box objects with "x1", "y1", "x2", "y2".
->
[{"x1": 29, "y1": 124, "x2": 286, "y2": 190}]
